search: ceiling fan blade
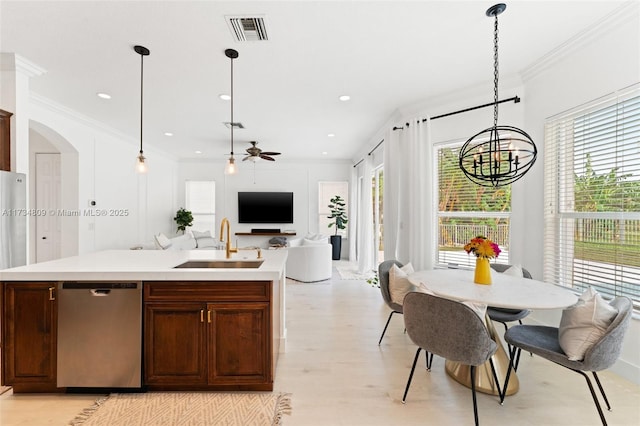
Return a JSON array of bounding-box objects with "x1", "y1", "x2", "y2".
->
[
  {"x1": 260, "y1": 155, "x2": 276, "y2": 161},
  {"x1": 260, "y1": 151, "x2": 281, "y2": 156},
  {"x1": 242, "y1": 155, "x2": 252, "y2": 161}
]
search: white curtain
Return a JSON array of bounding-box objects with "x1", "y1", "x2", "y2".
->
[
  {"x1": 348, "y1": 165, "x2": 358, "y2": 263},
  {"x1": 384, "y1": 117, "x2": 434, "y2": 270},
  {"x1": 357, "y1": 156, "x2": 374, "y2": 274}
]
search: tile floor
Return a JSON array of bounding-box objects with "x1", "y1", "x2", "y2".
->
[{"x1": 1, "y1": 264, "x2": 639, "y2": 425}]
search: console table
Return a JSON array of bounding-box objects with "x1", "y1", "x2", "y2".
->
[{"x1": 235, "y1": 233, "x2": 296, "y2": 236}]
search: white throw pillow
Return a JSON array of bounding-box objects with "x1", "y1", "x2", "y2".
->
[
  {"x1": 192, "y1": 230, "x2": 217, "y2": 249},
  {"x1": 154, "y1": 233, "x2": 172, "y2": 250},
  {"x1": 559, "y1": 287, "x2": 618, "y2": 361},
  {"x1": 389, "y1": 263, "x2": 417, "y2": 305},
  {"x1": 503, "y1": 264, "x2": 524, "y2": 277},
  {"x1": 169, "y1": 235, "x2": 197, "y2": 250}
]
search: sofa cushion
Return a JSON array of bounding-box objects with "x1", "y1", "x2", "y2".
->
[
  {"x1": 154, "y1": 233, "x2": 172, "y2": 250},
  {"x1": 559, "y1": 287, "x2": 618, "y2": 361},
  {"x1": 169, "y1": 234, "x2": 197, "y2": 250},
  {"x1": 192, "y1": 230, "x2": 217, "y2": 249}
]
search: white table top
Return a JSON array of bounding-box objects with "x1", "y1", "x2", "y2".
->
[{"x1": 409, "y1": 268, "x2": 578, "y2": 310}]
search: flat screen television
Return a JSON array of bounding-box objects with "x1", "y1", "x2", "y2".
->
[{"x1": 238, "y1": 192, "x2": 294, "y2": 224}]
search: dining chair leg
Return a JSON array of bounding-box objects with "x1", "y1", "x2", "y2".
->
[
  {"x1": 402, "y1": 348, "x2": 422, "y2": 403},
  {"x1": 488, "y1": 358, "x2": 504, "y2": 402},
  {"x1": 425, "y1": 352, "x2": 434, "y2": 371},
  {"x1": 470, "y1": 365, "x2": 480, "y2": 426},
  {"x1": 378, "y1": 311, "x2": 397, "y2": 345},
  {"x1": 592, "y1": 372, "x2": 612, "y2": 411},
  {"x1": 500, "y1": 345, "x2": 519, "y2": 404},
  {"x1": 575, "y1": 369, "x2": 609, "y2": 426}
]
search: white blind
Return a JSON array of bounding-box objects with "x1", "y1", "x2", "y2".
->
[
  {"x1": 544, "y1": 85, "x2": 640, "y2": 309},
  {"x1": 185, "y1": 181, "x2": 216, "y2": 235},
  {"x1": 436, "y1": 142, "x2": 511, "y2": 268}
]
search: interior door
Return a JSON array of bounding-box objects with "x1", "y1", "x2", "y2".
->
[{"x1": 35, "y1": 153, "x2": 61, "y2": 262}]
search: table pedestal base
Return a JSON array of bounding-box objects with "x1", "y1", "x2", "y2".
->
[{"x1": 444, "y1": 319, "x2": 519, "y2": 396}]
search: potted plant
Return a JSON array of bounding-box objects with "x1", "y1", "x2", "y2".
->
[
  {"x1": 174, "y1": 207, "x2": 193, "y2": 234},
  {"x1": 327, "y1": 195, "x2": 348, "y2": 260}
]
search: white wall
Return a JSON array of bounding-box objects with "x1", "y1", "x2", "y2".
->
[
  {"x1": 28, "y1": 96, "x2": 179, "y2": 255},
  {"x1": 176, "y1": 158, "x2": 352, "y2": 246}
]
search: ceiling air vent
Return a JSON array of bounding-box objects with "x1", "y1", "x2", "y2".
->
[{"x1": 226, "y1": 16, "x2": 269, "y2": 42}]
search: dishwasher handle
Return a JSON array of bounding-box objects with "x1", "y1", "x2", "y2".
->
[{"x1": 91, "y1": 289, "x2": 111, "y2": 296}]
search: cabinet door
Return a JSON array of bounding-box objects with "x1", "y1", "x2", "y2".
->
[
  {"x1": 207, "y1": 302, "x2": 271, "y2": 386},
  {"x1": 144, "y1": 303, "x2": 207, "y2": 385},
  {"x1": 3, "y1": 282, "x2": 57, "y2": 391}
]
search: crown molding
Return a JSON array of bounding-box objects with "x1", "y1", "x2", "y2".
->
[
  {"x1": 0, "y1": 53, "x2": 47, "y2": 77},
  {"x1": 29, "y1": 93, "x2": 177, "y2": 160},
  {"x1": 521, "y1": 1, "x2": 639, "y2": 82}
]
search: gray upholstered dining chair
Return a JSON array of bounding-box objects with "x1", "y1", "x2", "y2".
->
[
  {"x1": 377, "y1": 260, "x2": 404, "y2": 345},
  {"x1": 501, "y1": 296, "x2": 632, "y2": 426},
  {"x1": 488, "y1": 264, "x2": 533, "y2": 331},
  {"x1": 402, "y1": 291, "x2": 503, "y2": 426}
]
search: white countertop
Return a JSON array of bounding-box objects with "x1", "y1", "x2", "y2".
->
[{"x1": 0, "y1": 249, "x2": 288, "y2": 282}]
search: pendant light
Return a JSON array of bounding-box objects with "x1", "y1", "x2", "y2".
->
[
  {"x1": 134, "y1": 45, "x2": 150, "y2": 174},
  {"x1": 224, "y1": 48, "x2": 239, "y2": 175},
  {"x1": 458, "y1": 4, "x2": 537, "y2": 187}
]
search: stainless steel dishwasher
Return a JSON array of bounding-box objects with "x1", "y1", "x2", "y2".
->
[{"x1": 57, "y1": 281, "x2": 142, "y2": 388}]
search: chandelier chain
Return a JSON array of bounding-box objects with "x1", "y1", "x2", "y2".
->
[{"x1": 493, "y1": 12, "x2": 499, "y2": 129}]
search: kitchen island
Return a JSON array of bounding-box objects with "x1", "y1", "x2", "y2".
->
[{"x1": 0, "y1": 249, "x2": 287, "y2": 393}]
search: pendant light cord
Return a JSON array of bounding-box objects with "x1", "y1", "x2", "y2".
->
[
  {"x1": 140, "y1": 52, "x2": 144, "y2": 155},
  {"x1": 493, "y1": 11, "x2": 499, "y2": 129},
  {"x1": 230, "y1": 55, "x2": 234, "y2": 156}
]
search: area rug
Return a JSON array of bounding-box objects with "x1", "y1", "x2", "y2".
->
[
  {"x1": 336, "y1": 264, "x2": 374, "y2": 280},
  {"x1": 70, "y1": 392, "x2": 292, "y2": 426}
]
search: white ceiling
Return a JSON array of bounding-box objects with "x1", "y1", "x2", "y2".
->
[{"x1": 0, "y1": 1, "x2": 629, "y2": 162}]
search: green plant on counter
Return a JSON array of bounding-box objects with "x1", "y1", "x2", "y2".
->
[{"x1": 174, "y1": 207, "x2": 193, "y2": 234}]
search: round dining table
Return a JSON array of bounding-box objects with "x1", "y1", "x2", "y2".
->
[{"x1": 408, "y1": 267, "x2": 578, "y2": 396}]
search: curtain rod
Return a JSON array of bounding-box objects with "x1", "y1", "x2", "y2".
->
[
  {"x1": 354, "y1": 95, "x2": 521, "y2": 167},
  {"x1": 392, "y1": 95, "x2": 520, "y2": 130},
  {"x1": 353, "y1": 139, "x2": 384, "y2": 168}
]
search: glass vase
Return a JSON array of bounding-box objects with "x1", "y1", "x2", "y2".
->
[{"x1": 474, "y1": 257, "x2": 492, "y2": 285}]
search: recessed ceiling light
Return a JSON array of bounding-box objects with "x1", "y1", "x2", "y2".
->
[
  {"x1": 195, "y1": 150, "x2": 202, "y2": 154},
  {"x1": 164, "y1": 132, "x2": 173, "y2": 137},
  {"x1": 97, "y1": 92, "x2": 111, "y2": 99},
  {"x1": 327, "y1": 133, "x2": 335, "y2": 138},
  {"x1": 219, "y1": 94, "x2": 231, "y2": 100},
  {"x1": 339, "y1": 95, "x2": 350, "y2": 102},
  {"x1": 322, "y1": 151, "x2": 328, "y2": 155}
]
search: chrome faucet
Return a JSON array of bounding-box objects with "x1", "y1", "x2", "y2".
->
[{"x1": 219, "y1": 218, "x2": 237, "y2": 259}]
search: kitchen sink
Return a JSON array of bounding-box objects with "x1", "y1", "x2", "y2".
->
[{"x1": 173, "y1": 260, "x2": 264, "y2": 269}]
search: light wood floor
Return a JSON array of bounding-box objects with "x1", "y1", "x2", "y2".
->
[{"x1": 1, "y1": 265, "x2": 639, "y2": 425}]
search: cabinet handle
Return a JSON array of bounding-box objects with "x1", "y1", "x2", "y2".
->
[
  {"x1": 48, "y1": 287, "x2": 55, "y2": 301},
  {"x1": 200, "y1": 309, "x2": 204, "y2": 323},
  {"x1": 207, "y1": 310, "x2": 212, "y2": 323}
]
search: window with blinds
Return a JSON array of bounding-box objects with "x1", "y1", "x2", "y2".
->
[
  {"x1": 185, "y1": 181, "x2": 216, "y2": 235},
  {"x1": 436, "y1": 142, "x2": 511, "y2": 268},
  {"x1": 544, "y1": 85, "x2": 640, "y2": 309}
]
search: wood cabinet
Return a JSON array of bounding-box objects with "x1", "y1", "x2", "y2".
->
[
  {"x1": 0, "y1": 109, "x2": 12, "y2": 171},
  {"x1": 2, "y1": 282, "x2": 59, "y2": 392},
  {"x1": 144, "y1": 281, "x2": 272, "y2": 391}
]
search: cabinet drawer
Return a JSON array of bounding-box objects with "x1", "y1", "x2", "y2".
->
[{"x1": 144, "y1": 281, "x2": 271, "y2": 302}]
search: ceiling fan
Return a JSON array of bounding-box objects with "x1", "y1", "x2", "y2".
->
[{"x1": 243, "y1": 141, "x2": 281, "y2": 162}]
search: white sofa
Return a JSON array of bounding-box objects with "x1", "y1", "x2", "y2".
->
[
  {"x1": 135, "y1": 231, "x2": 220, "y2": 250},
  {"x1": 285, "y1": 236, "x2": 333, "y2": 282}
]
